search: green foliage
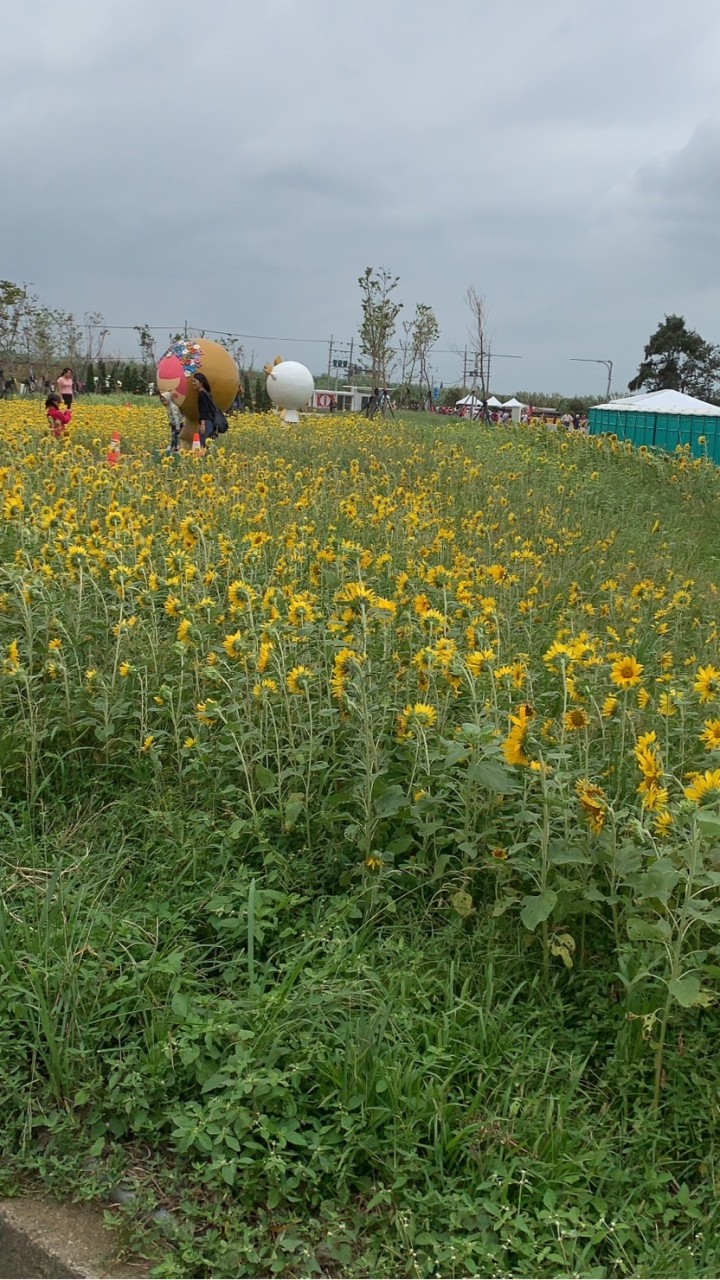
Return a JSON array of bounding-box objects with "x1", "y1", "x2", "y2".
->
[
  {"x1": 243, "y1": 373, "x2": 253, "y2": 412},
  {"x1": 514, "y1": 390, "x2": 596, "y2": 414},
  {"x1": 3, "y1": 415, "x2": 720, "y2": 1275},
  {"x1": 629, "y1": 314, "x2": 720, "y2": 401}
]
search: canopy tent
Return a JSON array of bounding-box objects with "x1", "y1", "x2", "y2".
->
[
  {"x1": 593, "y1": 389, "x2": 720, "y2": 417},
  {"x1": 455, "y1": 394, "x2": 486, "y2": 418},
  {"x1": 502, "y1": 396, "x2": 527, "y2": 422},
  {"x1": 589, "y1": 388, "x2": 720, "y2": 462},
  {"x1": 486, "y1": 395, "x2": 503, "y2": 407}
]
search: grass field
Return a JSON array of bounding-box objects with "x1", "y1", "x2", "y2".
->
[{"x1": 2, "y1": 400, "x2": 720, "y2": 1277}]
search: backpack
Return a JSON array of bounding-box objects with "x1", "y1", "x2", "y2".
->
[{"x1": 212, "y1": 405, "x2": 229, "y2": 435}]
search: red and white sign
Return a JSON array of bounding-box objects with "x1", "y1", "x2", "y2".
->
[{"x1": 316, "y1": 392, "x2": 332, "y2": 408}]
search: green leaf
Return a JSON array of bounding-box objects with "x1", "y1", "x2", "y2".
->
[
  {"x1": 636, "y1": 858, "x2": 682, "y2": 902},
  {"x1": 668, "y1": 975, "x2": 702, "y2": 1007},
  {"x1": 687, "y1": 902, "x2": 720, "y2": 923},
  {"x1": 373, "y1": 785, "x2": 406, "y2": 817},
  {"x1": 697, "y1": 809, "x2": 720, "y2": 837},
  {"x1": 255, "y1": 763, "x2": 276, "y2": 792},
  {"x1": 520, "y1": 890, "x2": 557, "y2": 931},
  {"x1": 547, "y1": 848, "x2": 592, "y2": 865},
  {"x1": 284, "y1": 798, "x2": 304, "y2": 829},
  {"x1": 171, "y1": 992, "x2": 190, "y2": 1018},
  {"x1": 443, "y1": 743, "x2": 469, "y2": 768},
  {"x1": 451, "y1": 890, "x2": 474, "y2": 918},
  {"x1": 386, "y1": 834, "x2": 413, "y2": 854},
  {"x1": 468, "y1": 759, "x2": 518, "y2": 792},
  {"x1": 627, "y1": 916, "x2": 672, "y2": 942}
]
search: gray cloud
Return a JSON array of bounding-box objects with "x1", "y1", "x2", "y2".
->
[{"x1": 3, "y1": 0, "x2": 720, "y2": 393}]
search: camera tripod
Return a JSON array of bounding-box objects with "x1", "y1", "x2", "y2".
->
[{"x1": 365, "y1": 388, "x2": 394, "y2": 419}]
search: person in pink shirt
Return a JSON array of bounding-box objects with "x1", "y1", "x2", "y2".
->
[
  {"x1": 45, "y1": 393, "x2": 72, "y2": 438},
  {"x1": 56, "y1": 367, "x2": 75, "y2": 408}
]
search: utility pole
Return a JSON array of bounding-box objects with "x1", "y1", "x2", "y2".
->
[
  {"x1": 327, "y1": 335, "x2": 333, "y2": 379},
  {"x1": 347, "y1": 337, "x2": 354, "y2": 381},
  {"x1": 463, "y1": 346, "x2": 468, "y2": 390},
  {"x1": 485, "y1": 351, "x2": 522, "y2": 394}
]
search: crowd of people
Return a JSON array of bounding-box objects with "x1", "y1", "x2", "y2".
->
[
  {"x1": 449, "y1": 401, "x2": 589, "y2": 430},
  {"x1": 38, "y1": 364, "x2": 227, "y2": 452}
]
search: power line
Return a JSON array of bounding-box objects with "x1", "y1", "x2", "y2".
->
[{"x1": 88, "y1": 323, "x2": 476, "y2": 355}]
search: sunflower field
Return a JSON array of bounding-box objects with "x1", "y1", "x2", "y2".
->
[{"x1": 3, "y1": 400, "x2": 720, "y2": 1277}]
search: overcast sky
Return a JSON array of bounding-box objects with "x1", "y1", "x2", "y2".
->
[{"x1": 4, "y1": 0, "x2": 720, "y2": 394}]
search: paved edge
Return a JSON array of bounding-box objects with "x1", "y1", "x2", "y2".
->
[{"x1": 0, "y1": 1197, "x2": 148, "y2": 1279}]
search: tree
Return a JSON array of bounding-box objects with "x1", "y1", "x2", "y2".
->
[
  {"x1": 0, "y1": 281, "x2": 36, "y2": 364},
  {"x1": 629, "y1": 314, "x2": 720, "y2": 401},
  {"x1": 243, "y1": 372, "x2": 253, "y2": 412},
  {"x1": 254, "y1": 376, "x2": 271, "y2": 412},
  {"x1": 358, "y1": 267, "x2": 402, "y2": 388},
  {"x1": 134, "y1": 324, "x2": 156, "y2": 370},
  {"x1": 396, "y1": 303, "x2": 440, "y2": 401},
  {"x1": 409, "y1": 303, "x2": 439, "y2": 404},
  {"x1": 84, "y1": 311, "x2": 109, "y2": 364},
  {"x1": 397, "y1": 318, "x2": 415, "y2": 387},
  {"x1": 218, "y1": 334, "x2": 244, "y2": 369},
  {"x1": 466, "y1": 286, "x2": 490, "y2": 400}
]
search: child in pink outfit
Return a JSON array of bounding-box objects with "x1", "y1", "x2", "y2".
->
[{"x1": 46, "y1": 393, "x2": 72, "y2": 438}]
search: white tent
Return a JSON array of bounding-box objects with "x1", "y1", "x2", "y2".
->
[
  {"x1": 455, "y1": 394, "x2": 484, "y2": 417},
  {"x1": 502, "y1": 396, "x2": 527, "y2": 422},
  {"x1": 486, "y1": 395, "x2": 503, "y2": 407},
  {"x1": 593, "y1": 389, "x2": 720, "y2": 417}
]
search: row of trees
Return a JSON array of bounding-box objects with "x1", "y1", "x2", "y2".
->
[
  {"x1": 357, "y1": 268, "x2": 441, "y2": 399},
  {"x1": 0, "y1": 281, "x2": 247, "y2": 390},
  {"x1": 356, "y1": 272, "x2": 494, "y2": 405},
  {"x1": 6, "y1": 274, "x2": 719, "y2": 406}
]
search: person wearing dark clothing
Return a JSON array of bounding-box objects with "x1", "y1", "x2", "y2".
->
[{"x1": 192, "y1": 372, "x2": 218, "y2": 446}]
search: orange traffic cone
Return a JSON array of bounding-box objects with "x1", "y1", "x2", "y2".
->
[
  {"x1": 107, "y1": 431, "x2": 121, "y2": 466},
  {"x1": 191, "y1": 432, "x2": 202, "y2": 452}
]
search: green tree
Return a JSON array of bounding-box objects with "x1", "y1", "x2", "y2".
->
[
  {"x1": 440, "y1": 385, "x2": 463, "y2": 408},
  {"x1": 0, "y1": 281, "x2": 36, "y2": 365},
  {"x1": 243, "y1": 373, "x2": 253, "y2": 412},
  {"x1": 254, "y1": 376, "x2": 271, "y2": 412},
  {"x1": 134, "y1": 324, "x2": 156, "y2": 369},
  {"x1": 358, "y1": 267, "x2": 402, "y2": 388},
  {"x1": 85, "y1": 361, "x2": 95, "y2": 393},
  {"x1": 410, "y1": 303, "x2": 440, "y2": 403},
  {"x1": 629, "y1": 314, "x2": 720, "y2": 401}
]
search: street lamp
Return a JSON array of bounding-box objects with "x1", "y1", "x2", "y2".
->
[{"x1": 570, "y1": 357, "x2": 613, "y2": 401}]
